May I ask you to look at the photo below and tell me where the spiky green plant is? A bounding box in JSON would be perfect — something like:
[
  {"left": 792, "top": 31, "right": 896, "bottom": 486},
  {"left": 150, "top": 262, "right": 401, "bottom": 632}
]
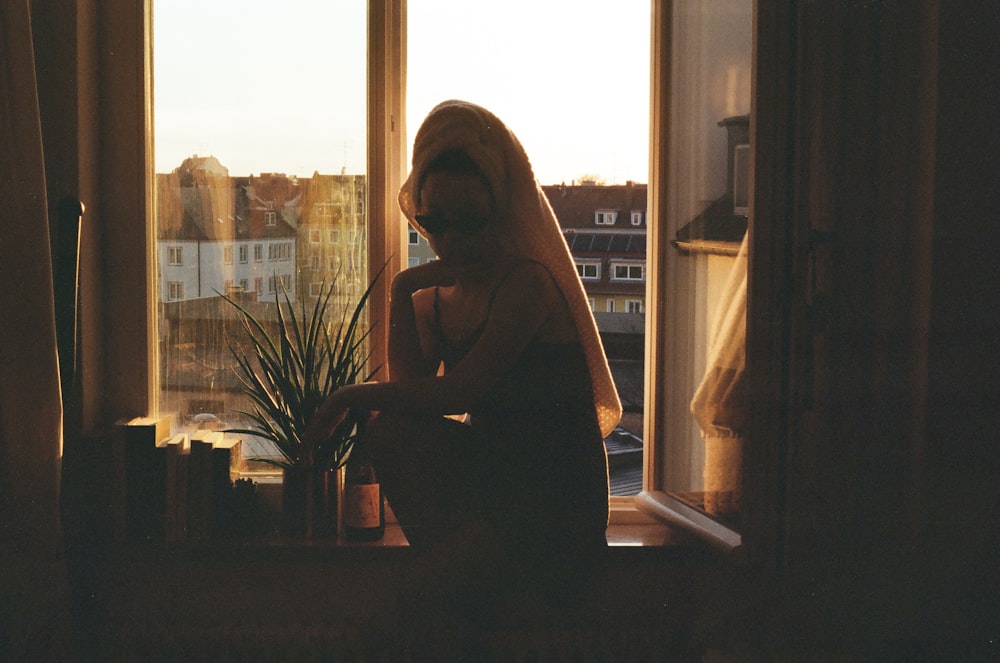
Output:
[{"left": 221, "top": 267, "right": 383, "bottom": 471}]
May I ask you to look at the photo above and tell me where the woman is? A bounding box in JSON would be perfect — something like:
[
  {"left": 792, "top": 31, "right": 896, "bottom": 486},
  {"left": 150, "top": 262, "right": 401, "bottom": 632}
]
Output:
[{"left": 305, "top": 100, "right": 621, "bottom": 597}]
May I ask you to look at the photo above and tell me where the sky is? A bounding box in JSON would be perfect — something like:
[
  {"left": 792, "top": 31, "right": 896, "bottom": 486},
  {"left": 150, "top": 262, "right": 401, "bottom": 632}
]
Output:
[{"left": 154, "top": 1, "right": 649, "bottom": 186}]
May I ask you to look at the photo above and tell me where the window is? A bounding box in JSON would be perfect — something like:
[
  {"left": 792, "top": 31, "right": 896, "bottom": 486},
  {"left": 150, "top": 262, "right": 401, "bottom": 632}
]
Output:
[
  {"left": 167, "top": 246, "right": 183, "bottom": 266},
  {"left": 606, "top": 299, "right": 616, "bottom": 313},
  {"left": 626, "top": 299, "right": 644, "bottom": 314},
  {"left": 104, "top": 1, "right": 750, "bottom": 543},
  {"left": 414, "top": 0, "right": 651, "bottom": 503},
  {"left": 631, "top": 210, "right": 645, "bottom": 226},
  {"left": 267, "top": 242, "right": 292, "bottom": 262},
  {"left": 612, "top": 262, "right": 645, "bottom": 282},
  {"left": 408, "top": 228, "right": 419, "bottom": 245},
  {"left": 268, "top": 273, "right": 293, "bottom": 294},
  {"left": 595, "top": 209, "right": 618, "bottom": 225},
  {"left": 153, "top": 0, "right": 369, "bottom": 440},
  {"left": 639, "top": 1, "right": 752, "bottom": 544},
  {"left": 576, "top": 261, "right": 601, "bottom": 280}
]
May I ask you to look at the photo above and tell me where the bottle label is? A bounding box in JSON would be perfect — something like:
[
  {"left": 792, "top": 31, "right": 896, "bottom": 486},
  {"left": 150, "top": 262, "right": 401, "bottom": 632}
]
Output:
[{"left": 343, "top": 483, "right": 381, "bottom": 528}]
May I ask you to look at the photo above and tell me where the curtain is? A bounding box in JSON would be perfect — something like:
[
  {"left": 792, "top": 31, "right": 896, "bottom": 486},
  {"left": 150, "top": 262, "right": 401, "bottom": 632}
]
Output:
[
  {"left": 690, "top": 234, "right": 748, "bottom": 515},
  {"left": 0, "top": 1, "right": 73, "bottom": 659}
]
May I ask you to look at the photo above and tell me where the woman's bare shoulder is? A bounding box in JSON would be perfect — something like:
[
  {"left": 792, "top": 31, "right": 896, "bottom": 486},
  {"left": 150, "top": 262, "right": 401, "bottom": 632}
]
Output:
[{"left": 499, "top": 260, "right": 561, "bottom": 299}]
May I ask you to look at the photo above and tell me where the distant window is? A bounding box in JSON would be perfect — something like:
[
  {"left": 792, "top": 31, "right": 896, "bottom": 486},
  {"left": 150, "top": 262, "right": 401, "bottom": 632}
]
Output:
[
  {"left": 588, "top": 297, "right": 596, "bottom": 311},
  {"left": 409, "top": 228, "right": 420, "bottom": 245},
  {"left": 310, "top": 256, "right": 321, "bottom": 271},
  {"left": 167, "top": 246, "right": 183, "bottom": 266},
  {"left": 329, "top": 229, "right": 340, "bottom": 244},
  {"left": 167, "top": 281, "right": 184, "bottom": 300},
  {"left": 606, "top": 299, "right": 616, "bottom": 313},
  {"left": 309, "top": 229, "right": 321, "bottom": 243},
  {"left": 612, "top": 262, "right": 645, "bottom": 282},
  {"left": 265, "top": 211, "right": 277, "bottom": 226},
  {"left": 631, "top": 210, "right": 645, "bottom": 226},
  {"left": 238, "top": 244, "right": 248, "bottom": 263},
  {"left": 254, "top": 277, "right": 263, "bottom": 294},
  {"left": 576, "top": 261, "right": 601, "bottom": 280},
  {"left": 268, "top": 242, "right": 291, "bottom": 261},
  {"left": 239, "top": 278, "right": 248, "bottom": 291},
  {"left": 408, "top": 257, "right": 420, "bottom": 267},
  {"left": 595, "top": 209, "right": 618, "bottom": 225},
  {"left": 224, "top": 245, "right": 233, "bottom": 265},
  {"left": 254, "top": 244, "right": 263, "bottom": 262},
  {"left": 309, "top": 282, "right": 323, "bottom": 297},
  {"left": 626, "top": 298, "right": 644, "bottom": 313},
  {"left": 268, "top": 273, "right": 292, "bottom": 294}
]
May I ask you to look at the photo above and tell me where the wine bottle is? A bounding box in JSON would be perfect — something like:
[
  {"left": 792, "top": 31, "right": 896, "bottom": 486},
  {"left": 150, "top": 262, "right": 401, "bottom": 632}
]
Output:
[{"left": 342, "top": 425, "right": 385, "bottom": 542}]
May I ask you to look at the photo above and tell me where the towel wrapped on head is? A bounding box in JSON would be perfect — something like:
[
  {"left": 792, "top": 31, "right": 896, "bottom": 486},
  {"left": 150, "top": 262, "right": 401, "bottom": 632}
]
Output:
[{"left": 399, "top": 100, "right": 622, "bottom": 436}]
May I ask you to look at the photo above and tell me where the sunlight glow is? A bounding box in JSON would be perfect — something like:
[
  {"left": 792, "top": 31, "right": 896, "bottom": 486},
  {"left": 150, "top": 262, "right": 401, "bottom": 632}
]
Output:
[{"left": 154, "top": 1, "right": 649, "bottom": 185}]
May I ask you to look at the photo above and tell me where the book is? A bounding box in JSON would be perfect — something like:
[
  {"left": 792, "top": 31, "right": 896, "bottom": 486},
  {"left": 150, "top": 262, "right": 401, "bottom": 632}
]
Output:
[
  {"left": 211, "top": 435, "right": 243, "bottom": 538},
  {"left": 164, "top": 433, "right": 190, "bottom": 543},
  {"left": 187, "top": 430, "right": 221, "bottom": 542},
  {"left": 115, "top": 416, "right": 171, "bottom": 542},
  {"left": 111, "top": 418, "right": 129, "bottom": 543}
]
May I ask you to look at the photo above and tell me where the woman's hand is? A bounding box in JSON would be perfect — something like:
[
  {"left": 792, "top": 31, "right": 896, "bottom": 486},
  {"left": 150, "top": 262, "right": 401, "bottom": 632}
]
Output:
[{"left": 301, "top": 390, "right": 349, "bottom": 455}]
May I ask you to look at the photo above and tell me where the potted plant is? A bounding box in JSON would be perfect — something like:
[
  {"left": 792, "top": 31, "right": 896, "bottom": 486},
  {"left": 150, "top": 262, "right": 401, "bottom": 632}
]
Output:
[{"left": 222, "top": 268, "right": 382, "bottom": 537}]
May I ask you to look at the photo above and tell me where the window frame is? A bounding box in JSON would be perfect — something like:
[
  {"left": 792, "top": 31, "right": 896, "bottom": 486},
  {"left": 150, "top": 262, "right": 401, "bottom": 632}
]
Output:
[
  {"left": 611, "top": 261, "right": 645, "bottom": 282},
  {"left": 595, "top": 209, "right": 619, "bottom": 226},
  {"left": 96, "top": 0, "right": 748, "bottom": 545},
  {"left": 575, "top": 259, "right": 601, "bottom": 280}
]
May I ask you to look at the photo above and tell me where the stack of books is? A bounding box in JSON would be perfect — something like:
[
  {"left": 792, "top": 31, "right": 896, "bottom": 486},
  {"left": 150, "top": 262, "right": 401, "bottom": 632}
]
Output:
[{"left": 112, "top": 417, "right": 243, "bottom": 543}]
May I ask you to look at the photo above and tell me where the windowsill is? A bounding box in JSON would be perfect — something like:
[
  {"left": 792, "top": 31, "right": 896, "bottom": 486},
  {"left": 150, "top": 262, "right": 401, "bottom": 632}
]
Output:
[
  {"left": 635, "top": 490, "right": 742, "bottom": 552},
  {"left": 61, "top": 435, "right": 713, "bottom": 553}
]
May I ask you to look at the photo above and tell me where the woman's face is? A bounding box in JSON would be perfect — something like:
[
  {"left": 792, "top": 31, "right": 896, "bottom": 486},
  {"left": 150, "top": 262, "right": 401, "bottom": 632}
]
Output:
[{"left": 416, "top": 170, "right": 498, "bottom": 269}]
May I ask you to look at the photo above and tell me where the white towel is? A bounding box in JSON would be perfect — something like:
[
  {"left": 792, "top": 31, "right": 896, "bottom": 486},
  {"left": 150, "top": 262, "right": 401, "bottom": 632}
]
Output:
[{"left": 399, "top": 100, "right": 623, "bottom": 436}]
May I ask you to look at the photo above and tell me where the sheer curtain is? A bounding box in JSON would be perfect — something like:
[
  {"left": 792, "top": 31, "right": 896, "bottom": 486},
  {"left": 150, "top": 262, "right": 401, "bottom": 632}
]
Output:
[
  {"left": 690, "top": 234, "right": 748, "bottom": 514},
  {"left": 0, "top": 1, "right": 72, "bottom": 659}
]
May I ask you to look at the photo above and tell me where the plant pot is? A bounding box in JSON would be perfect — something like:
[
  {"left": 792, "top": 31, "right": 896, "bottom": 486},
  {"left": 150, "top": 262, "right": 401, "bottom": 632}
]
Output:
[{"left": 281, "top": 466, "right": 342, "bottom": 538}]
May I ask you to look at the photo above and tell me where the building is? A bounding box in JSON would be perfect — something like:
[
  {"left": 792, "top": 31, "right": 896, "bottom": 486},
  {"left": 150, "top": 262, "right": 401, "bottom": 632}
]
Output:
[{"left": 543, "top": 181, "right": 648, "bottom": 317}]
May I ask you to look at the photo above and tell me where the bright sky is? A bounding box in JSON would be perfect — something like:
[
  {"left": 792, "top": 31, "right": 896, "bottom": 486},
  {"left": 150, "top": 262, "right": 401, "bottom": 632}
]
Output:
[{"left": 154, "top": 1, "right": 649, "bottom": 185}]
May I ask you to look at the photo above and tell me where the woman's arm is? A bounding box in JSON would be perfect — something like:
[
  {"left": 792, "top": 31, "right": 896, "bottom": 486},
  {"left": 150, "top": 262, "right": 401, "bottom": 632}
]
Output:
[
  {"left": 304, "top": 262, "right": 571, "bottom": 445},
  {"left": 386, "top": 262, "right": 449, "bottom": 381}
]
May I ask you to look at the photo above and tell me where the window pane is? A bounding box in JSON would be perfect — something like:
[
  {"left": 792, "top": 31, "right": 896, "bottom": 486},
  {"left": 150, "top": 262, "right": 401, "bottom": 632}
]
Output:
[
  {"left": 661, "top": 2, "right": 752, "bottom": 530},
  {"left": 153, "top": 1, "right": 367, "bottom": 469},
  {"left": 408, "top": 1, "right": 650, "bottom": 497}
]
